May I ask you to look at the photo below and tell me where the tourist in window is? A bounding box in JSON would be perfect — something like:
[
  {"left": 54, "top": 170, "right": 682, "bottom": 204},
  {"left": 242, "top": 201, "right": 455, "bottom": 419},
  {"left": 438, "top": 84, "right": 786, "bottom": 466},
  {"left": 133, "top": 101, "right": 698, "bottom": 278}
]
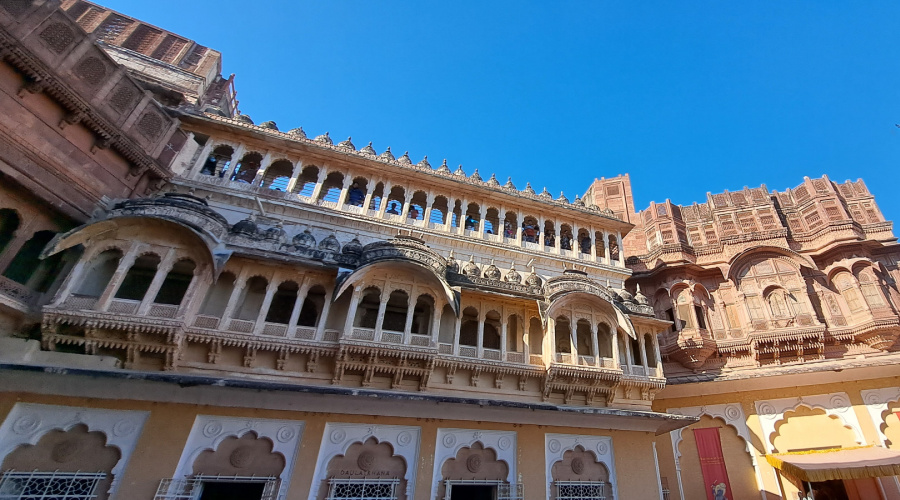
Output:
[{"left": 347, "top": 183, "right": 365, "bottom": 206}]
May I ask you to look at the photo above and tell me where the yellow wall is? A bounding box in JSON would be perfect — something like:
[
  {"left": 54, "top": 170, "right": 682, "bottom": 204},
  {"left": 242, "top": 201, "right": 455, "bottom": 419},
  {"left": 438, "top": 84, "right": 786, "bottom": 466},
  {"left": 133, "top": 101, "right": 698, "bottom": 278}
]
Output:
[{"left": 0, "top": 391, "right": 662, "bottom": 500}]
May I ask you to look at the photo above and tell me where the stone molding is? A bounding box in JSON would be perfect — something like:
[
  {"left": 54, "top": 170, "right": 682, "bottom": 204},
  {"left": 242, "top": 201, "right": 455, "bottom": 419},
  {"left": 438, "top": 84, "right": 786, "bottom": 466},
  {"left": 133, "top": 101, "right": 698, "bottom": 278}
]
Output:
[
  {"left": 430, "top": 428, "right": 517, "bottom": 500},
  {"left": 309, "top": 423, "right": 421, "bottom": 500},
  {"left": 543, "top": 433, "right": 617, "bottom": 500},
  {"left": 754, "top": 392, "right": 865, "bottom": 453},
  {"left": 173, "top": 414, "right": 305, "bottom": 500},
  {"left": 0, "top": 402, "right": 149, "bottom": 498},
  {"left": 860, "top": 386, "right": 900, "bottom": 445}
]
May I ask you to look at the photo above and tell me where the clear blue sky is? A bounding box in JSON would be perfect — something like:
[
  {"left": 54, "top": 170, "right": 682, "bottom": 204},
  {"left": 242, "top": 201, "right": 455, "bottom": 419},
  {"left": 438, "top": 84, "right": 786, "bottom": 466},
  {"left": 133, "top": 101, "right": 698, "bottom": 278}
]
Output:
[{"left": 105, "top": 1, "right": 900, "bottom": 221}]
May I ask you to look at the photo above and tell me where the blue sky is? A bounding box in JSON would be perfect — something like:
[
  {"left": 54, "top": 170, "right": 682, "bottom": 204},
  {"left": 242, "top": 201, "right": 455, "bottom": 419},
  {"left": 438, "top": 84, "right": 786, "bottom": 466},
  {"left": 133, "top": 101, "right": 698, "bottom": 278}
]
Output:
[{"left": 105, "top": 1, "right": 900, "bottom": 221}]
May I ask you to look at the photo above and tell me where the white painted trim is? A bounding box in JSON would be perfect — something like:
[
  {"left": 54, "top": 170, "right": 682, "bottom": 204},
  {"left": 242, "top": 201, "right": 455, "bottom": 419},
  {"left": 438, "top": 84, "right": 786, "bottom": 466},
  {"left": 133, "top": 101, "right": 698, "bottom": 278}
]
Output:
[
  {"left": 861, "top": 387, "right": 900, "bottom": 445},
  {"left": 754, "top": 392, "right": 865, "bottom": 453},
  {"left": 543, "top": 433, "right": 617, "bottom": 500},
  {"left": 652, "top": 441, "right": 663, "bottom": 500},
  {"left": 0, "top": 403, "right": 148, "bottom": 498},
  {"left": 309, "top": 423, "right": 421, "bottom": 500},
  {"left": 431, "top": 428, "right": 517, "bottom": 500},
  {"left": 173, "top": 415, "right": 304, "bottom": 500},
  {"left": 667, "top": 403, "right": 767, "bottom": 500}
]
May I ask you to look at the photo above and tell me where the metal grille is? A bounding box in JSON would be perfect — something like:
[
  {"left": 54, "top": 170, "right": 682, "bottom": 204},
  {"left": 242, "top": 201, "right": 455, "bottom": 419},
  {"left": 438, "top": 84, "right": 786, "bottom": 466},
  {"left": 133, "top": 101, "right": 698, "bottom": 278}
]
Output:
[
  {"left": 0, "top": 471, "right": 106, "bottom": 500},
  {"left": 442, "top": 480, "right": 524, "bottom": 500},
  {"left": 554, "top": 481, "right": 609, "bottom": 500},
  {"left": 325, "top": 478, "right": 399, "bottom": 500},
  {"left": 153, "top": 476, "right": 277, "bottom": 500}
]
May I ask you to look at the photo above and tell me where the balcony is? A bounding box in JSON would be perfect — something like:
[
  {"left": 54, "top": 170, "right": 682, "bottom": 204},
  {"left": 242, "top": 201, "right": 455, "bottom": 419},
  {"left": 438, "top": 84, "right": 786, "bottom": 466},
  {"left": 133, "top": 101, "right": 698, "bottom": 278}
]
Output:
[{"left": 0, "top": 275, "right": 43, "bottom": 313}]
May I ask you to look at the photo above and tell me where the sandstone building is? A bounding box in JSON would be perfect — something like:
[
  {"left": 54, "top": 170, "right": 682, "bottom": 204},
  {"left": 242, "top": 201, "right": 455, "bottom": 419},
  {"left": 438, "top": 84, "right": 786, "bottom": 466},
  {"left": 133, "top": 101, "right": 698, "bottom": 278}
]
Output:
[{"left": 0, "top": 1, "right": 898, "bottom": 499}]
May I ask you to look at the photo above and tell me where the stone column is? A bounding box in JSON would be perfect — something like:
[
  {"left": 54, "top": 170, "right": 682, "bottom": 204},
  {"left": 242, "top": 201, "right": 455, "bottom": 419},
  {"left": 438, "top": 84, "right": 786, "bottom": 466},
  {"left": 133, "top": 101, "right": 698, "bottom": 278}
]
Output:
[
  {"left": 222, "top": 144, "right": 246, "bottom": 180},
  {"left": 423, "top": 193, "right": 436, "bottom": 225},
  {"left": 253, "top": 279, "right": 279, "bottom": 334},
  {"left": 500, "top": 315, "right": 508, "bottom": 361},
  {"left": 458, "top": 198, "right": 469, "bottom": 234},
  {"left": 374, "top": 295, "right": 389, "bottom": 340},
  {"left": 554, "top": 220, "right": 562, "bottom": 253},
  {"left": 545, "top": 317, "right": 556, "bottom": 363},
  {"left": 251, "top": 151, "right": 273, "bottom": 186},
  {"left": 336, "top": 174, "right": 353, "bottom": 207},
  {"left": 590, "top": 226, "right": 598, "bottom": 262},
  {"left": 377, "top": 182, "right": 393, "bottom": 218},
  {"left": 287, "top": 280, "right": 310, "bottom": 337},
  {"left": 400, "top": 187, "right": 413, "bottom": 219},
  {"left": 591, "top": 323, "right": 600, "bottom": 366},
  {"left": 136, "top": 248, "right": 178, "bottom": 315},
  {"left": 445, "top": 198, "right": 456, "bottom": 231},
  {"left": 220, "top": 271, "right": 249, "bottom": 327},
  {"left": 522, "top": 318, "right": 530, "bottom": 358},
  {"left": 476, "top": 315, "right": 485, "bottom": 358},
  {"left": 639, "top": 331, "right": 650, "bottom": 371},
  {"left": 624, "top": 332, "right": 634, "bottom": 368},
  {"left": 477, "top": 205, "right": 487, "bottom": 236},
  {"left": 653, "top": 334, "right": 664, "bottom": 375},
  {"left": 603, "top": 230, "right": 611, "bottom": 264},
  {"left": 175, "top": 267, "right": 205, "bottom": 318},
  {"left": 498, "top": 208, "right": 507, "bottom": 238},
  {"left": 569, "top": 319, "right": 578, "bottom": 363},
  {"left": 616, "top": 231, "right": 624, "bottom": 266},
  {"left": 51, "top": 245, "right": 102, "bottom": 306},
  {"left": 363, "top": 180, "right": 378, "bottom": 212},
  {"left": 191, "top": 139, "right": 214, "bottom": 178},
  {"left": 342, "top": 286, "right": 363, "bottom": 339},
  {"left": 315, "top": 288, "right": 334, "bottom": 340},
  {"left": 538, "top": 218, "right": 546, "bottom": 247},
  {"left": 96, "top": 243, "right": 142, "bottom": 311},
  {"left": 453, "top": 316, "right": 461, "bottom": 355},
  {"left": 309, "top": 166, "right": 329, "bottom": 201},
  {"left": 285, "top": 160, "right": 303, "bottom": 193},
  {"left": 430, "top": 306, "right": 443, "bottom": 346},
  {"left": 402, "top": 287, "right": 416, "bottom": 343},
  {"left": 610, "top": 329, "right": 620, "bottom": 369}
]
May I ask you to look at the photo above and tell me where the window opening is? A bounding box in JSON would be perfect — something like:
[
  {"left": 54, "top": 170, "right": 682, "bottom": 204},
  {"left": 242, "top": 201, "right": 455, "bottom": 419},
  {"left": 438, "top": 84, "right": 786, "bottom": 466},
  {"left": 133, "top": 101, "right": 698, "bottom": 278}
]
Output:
[
  {"left": 0, "top": 470, "right": 107, "bottom": 500},
  {"left": 114, "top": 253, "right": 160, "bottom": 301}
]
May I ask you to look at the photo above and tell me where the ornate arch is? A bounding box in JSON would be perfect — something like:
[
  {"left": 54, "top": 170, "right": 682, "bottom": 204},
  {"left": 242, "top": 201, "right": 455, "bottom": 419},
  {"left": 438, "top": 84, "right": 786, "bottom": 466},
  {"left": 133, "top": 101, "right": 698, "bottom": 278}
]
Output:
[
  {"left": 726, "top": 247, "right": 815, "bottom": 283},
  {"left": 0, "top": 403, "right": 148, "bottom": 498},
  {"left": 311, "top": 423, "right": 420, "bottom": 500},
  {"left": 175, "top": 415, "right": 304, "bottom": 500},
  {"left": 544, "top": 433, "right": 616, "bottom": 500},
  {"left": 861, "top": 387, "right": 900, "bottom": 446},
  {"left": 754, "top": 393, "right": 865, "bottom": 453},
  {"left": 430, "top": 428, "right": 516, "bottom": 500}
]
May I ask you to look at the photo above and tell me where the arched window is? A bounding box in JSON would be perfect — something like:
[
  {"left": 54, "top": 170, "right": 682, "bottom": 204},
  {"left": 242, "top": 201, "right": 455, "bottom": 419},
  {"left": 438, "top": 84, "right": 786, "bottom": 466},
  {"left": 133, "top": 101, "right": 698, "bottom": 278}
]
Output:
[
  {"left": 114, "top": 253, "right": 160, "bottom": 301},
  {"left": 521, "top": 216, "right": 539, "bottom": 243},
  {"left": 260, "top": 159, "right": 293, "bottom": 191},
  {"left": 0, "top": 208, "right": 20, "bottom": 256},
  {"left": 576, "top": 319, "right": 593, "bottom": 356},
  {"left": 597, "top": 323, "right": 613, "bottom": 358},
  {"left": 529, "top": 317, "right": 544, "bottom": 355},
  {"left": 555, "top": 316, "right": 571, "bottom": 354},
  {"left": 381, "top": 290, "right": 409, "bottom": 332},
  {"left": 199, "top": 145, "right": 233, "bottom": 176},
  {"left": 543, "top": 220, "right": 556, "bottom": 247},
  {"left": 630, "top": 336, "right": 641, "bottom": 365},
  {"left": 384, "top": 186, "right": 406, "bottom": 215},
  {"left": 484, "top": 207, "right": 500, "bottom": 235},
  {"left": 483, "top": 310, "right": 501, "bottom": 349},
  {"left": 74, "top": 249, "right": 122, "bottom": 297},
  {"left": 264, "top": 281, "right": 299, "bottom": 324},
  {"left": 450, "top": 200, "right": 463, "bottom": 228},
  {"left": 608, "top": 234, "right": 620, "bottom": 260},
  {"left": 644, "top": 333, "right": 657, "bottom": 366},
  {"left": 766, "top": 288, "right": 792, "bottom": 318},
  {"left": 594, "top": 231, "right": 606, "bottom": 258},
  {"left": 354, "top": 287, "right": 381, "bottom": 329},
  {"left": 346, "top": 177, "right": 368, "bottom": 207},
  {"left": 411, "top": 294, "right": 434, "bottom": 335},
  {"left": 857, "top": 267, "right": 886, "bottom": 309},
  {"left": 834, "top": 272, "right": 864, "bottom": 313},
  {"left": 577, "top": 228, "right": 591, "bottom": 254},
  {"left": 200, "top": 271, "right": 235, "bottom": 317},
  {"left": 235, "top": 276, "right": 268, "bottom": 320},
  {"left": 297, "top": 285, "right": 327, "bottom": 327},
  {"left": 408, "top": 191, "right": 427, "bottom": 221},
  {"left": 673, "top": 288, "right": 695, "bottom": 329},
  {"left": 459, "top": 307, "right": 479, "bottom": 347},
  {"left": 153, "top": 258, "right": 196, "bottom": 306},
  {"left": 430, "top": 196, "right": 449, "bottom": 224},
  {"left": 230, "top": 152, "right": 263, "bottom": 183},
  {"left": 2, "top": 230, "right": 60, "bottom": 291},
  {"left": 293, "top": 166, "right": 319, "bottom": 197},
  {"left": 368, "top": 182, "right": 384, "bottom": 211},
  {"left": 463, "top": 203, "right": 480, "bottom": 231},
  {"left": 559, "top": 224, "right": 573, "bottom": 250},
  {"left": 317, "top": 172, "right": 344, "bottom": 203},
  {"left": 507, "top": 314, "right": 519, "bottom": 351},
  {"left": 503, "top": 212, "right": 518, "bottom": 239}
]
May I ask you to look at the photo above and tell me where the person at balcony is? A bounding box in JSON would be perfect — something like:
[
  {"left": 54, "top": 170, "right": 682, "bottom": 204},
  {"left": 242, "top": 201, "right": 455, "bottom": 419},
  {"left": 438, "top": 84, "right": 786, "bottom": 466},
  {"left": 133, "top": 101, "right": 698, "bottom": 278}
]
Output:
[
  {"left": 544, "top": 231, "right": 555, "bottom": 247},
  {"left": 347, "top": 183, "right": 365, "bottom": 206},
  {"left": 504, "top": 220, "right": 514, "bottom": 238},
  {"left": 386, "top": 202, "right": 400, "bottom": 215},
  {"left": 580, "top": 236, "right": 592, "bottom": 254},
  {"left": 522, "top": 223, "right": 537, "bottom": 242},
  {"left": 408, "top": 206, "right": 419, "bottom": 220},
  {"left": 464, "top": 215, "right": 478, "bottom": 231},
  {"left": 560, "top": 233, "right": 572, "bottom": 250}
]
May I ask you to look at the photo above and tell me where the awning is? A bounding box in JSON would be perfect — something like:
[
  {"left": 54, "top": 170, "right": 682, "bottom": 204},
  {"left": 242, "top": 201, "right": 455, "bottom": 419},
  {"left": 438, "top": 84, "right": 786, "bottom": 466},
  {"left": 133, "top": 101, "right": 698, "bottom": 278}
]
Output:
[{"left": 766, "top": 446, "right": 900, "bottom": 483}]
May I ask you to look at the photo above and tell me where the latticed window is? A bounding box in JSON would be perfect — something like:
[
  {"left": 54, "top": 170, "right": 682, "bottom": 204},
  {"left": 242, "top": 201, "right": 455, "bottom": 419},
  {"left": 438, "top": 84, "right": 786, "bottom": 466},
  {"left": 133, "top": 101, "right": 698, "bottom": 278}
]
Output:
[
  {"left": 555, "top": 480, "right": 611, "bottom": 499},
  {"left": 325, "top": 479, "right": 399, "bottom": 500},
  {"left": 153, "top": 476, "right": 278, "bottom": 500},
  {"left": 0, "top": 471, "right": 107, "bottom": 500}
]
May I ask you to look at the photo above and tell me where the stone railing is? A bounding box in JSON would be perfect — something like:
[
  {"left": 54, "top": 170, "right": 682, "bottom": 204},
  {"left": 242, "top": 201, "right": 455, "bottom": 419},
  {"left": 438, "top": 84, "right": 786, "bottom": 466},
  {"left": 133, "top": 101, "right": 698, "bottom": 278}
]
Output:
[{"left": 0, "top": 275, "right": 40, "bottom": 309}]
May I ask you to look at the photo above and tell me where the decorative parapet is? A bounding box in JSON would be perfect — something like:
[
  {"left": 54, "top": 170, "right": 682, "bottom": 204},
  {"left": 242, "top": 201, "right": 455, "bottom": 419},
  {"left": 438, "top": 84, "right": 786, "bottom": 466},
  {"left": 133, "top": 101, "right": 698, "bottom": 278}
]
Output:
[
  {"left": 110, "top": 193, "right": 229, "bottom": 241},
  {"left": 359, "top": 235, "right": 446, "bottom": 275}
]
